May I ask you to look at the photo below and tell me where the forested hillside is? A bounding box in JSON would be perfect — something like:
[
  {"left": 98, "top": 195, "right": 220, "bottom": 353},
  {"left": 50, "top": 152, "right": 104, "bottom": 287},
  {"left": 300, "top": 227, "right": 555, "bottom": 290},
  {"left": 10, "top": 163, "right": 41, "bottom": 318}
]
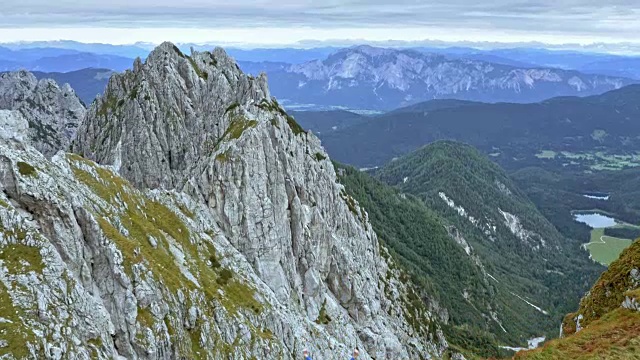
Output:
[
  {"left": 336, "top": 164, "right": 509, "bottom": 357},
  {"left": 368, "top": 142, "right": 603, "bottom": 351},
  {"left": 303, "top": 85, "right": 640, "bottom": 169}
]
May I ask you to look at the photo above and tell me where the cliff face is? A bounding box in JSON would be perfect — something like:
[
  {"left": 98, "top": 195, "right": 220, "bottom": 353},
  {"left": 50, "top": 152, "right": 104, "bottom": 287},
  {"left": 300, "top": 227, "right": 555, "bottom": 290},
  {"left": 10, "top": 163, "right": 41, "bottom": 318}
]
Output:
[
  {"left": 0, "top": 70, "right": 85, "bottom": 158},
  {"left": 0, "top": 43, "right": 445, "bottom": 359}
]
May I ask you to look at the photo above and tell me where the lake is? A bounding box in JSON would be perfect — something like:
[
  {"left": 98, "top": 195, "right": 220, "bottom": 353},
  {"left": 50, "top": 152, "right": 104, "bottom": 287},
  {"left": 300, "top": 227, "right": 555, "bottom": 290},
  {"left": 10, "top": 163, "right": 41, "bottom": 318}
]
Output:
[{"left": 574, "top": 212, "right": 617, "bottom": 228}]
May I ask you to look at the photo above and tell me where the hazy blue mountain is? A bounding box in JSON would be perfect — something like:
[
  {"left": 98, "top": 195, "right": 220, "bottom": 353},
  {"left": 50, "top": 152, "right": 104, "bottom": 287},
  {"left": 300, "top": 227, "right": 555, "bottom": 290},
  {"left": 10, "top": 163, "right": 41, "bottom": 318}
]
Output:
[
  {"left": 413, "top": 47, "right": 640, "bottom": 79},
  {"left": 259, "top": 46, "right": 635, "bottom": 110},
  {"left": 224, "top": 47, "right": 337, "bottom": 63},
  {"left": 0, "top": 59, "right": 19, "bottom": 71},
  {"left": 32, "top": 68, "right": 114, "bottom": 105},
  {"left": 579, "top": 58, "right": 640, "bottom": 79},
  {"left": 237, "top": 61, "right": 290, "bottom": 76},
  {"left": 2, "top": 40, "right": 151, "bottom": 58},
  {"left": 29, "top": 53, "right": 133, "bottom": 72},
  {"left": 303, "top": 85, "right": 640, "bottom": 167},
  {"left": 0, "top": 46, "right": 83, "bottom": 62},
  {"left": 0, "top": 46, "right": 134, "bottom": 73},
  {"left": 483, "top": 48, "right": 618, "bottom": 69}
]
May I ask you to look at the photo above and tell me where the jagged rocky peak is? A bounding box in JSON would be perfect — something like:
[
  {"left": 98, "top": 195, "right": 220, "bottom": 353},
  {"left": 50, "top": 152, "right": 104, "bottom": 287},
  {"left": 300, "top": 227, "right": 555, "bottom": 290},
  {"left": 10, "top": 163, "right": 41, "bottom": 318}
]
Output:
[
  {"left": 73, "top": 41, "right": 270, "bottom": 189},
  {"left": 70, "top": 41, "right": 444, "bottom": 358},
  {"left": 0, "top": 70, "right": 85, "bottom": 158}
]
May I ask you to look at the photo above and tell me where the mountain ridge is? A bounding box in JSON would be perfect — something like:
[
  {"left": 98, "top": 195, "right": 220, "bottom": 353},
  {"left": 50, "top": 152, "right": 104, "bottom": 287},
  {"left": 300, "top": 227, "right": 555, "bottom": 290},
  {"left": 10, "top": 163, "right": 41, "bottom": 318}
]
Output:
[
  {"left": 305, "top": 84, "right": 640, "bottom": 168},
  {"left": 262, "top": 46, "right": 636, "bottom": 110},
  {"left": 66, "top": 42, "right": 446, "bottom": 358}
]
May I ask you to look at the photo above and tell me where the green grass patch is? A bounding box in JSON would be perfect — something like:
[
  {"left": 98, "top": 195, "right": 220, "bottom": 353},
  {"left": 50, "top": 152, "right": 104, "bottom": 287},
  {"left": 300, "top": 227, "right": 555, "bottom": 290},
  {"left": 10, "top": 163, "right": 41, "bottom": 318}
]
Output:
[
  {"left": 215, "top": 150, "right": 231, "bottom": 163},
  {"left": 225, "top": 102, "right": 240, "bottom": 114},
  {"left": 218, "top": 115, "right": 258, "bottom": 145},
  {"left": 0, "top": 282, "right": 36, "bottom": 358},
  {"left": 585, "top": 228, "right": 633, "bottom": 266},
  {"left": 17, "top": 161, "right": 37, "bottom": 177},
  {"left": 187, "top": 56, "right": 208, "bottom": 80},
  {"left": 0, "top": 243, "right": 45, "bottom": 274},
  {"left": 315, "top": 300, "right": 332, "bottom": 325},
  {"left": 137, "top": 306, "right": 155, "bottom": 329},
  {"left": 97, "top": 94, "right": 119, "bottom": 117},
  {"left": 286, "top": 115, "right": 306, "bottom": 136}
]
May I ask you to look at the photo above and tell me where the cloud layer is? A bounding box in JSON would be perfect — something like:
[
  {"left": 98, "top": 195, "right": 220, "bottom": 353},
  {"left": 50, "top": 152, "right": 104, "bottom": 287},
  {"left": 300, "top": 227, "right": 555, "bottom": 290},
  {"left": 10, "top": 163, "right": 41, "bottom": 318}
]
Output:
[{"left": 1, "top": 1, "right": 639, "bottom": 43}]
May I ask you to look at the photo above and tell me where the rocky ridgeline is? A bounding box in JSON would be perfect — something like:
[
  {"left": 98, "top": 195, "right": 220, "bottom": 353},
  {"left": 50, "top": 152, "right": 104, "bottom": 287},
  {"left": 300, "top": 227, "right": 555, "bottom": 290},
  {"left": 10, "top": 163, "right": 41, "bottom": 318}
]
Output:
[
  {"left": 0, "top": 70, "right": 85, "bottom": 158},
  {"left": 0, "top": 43, "right": 448, "bottom": 359}
]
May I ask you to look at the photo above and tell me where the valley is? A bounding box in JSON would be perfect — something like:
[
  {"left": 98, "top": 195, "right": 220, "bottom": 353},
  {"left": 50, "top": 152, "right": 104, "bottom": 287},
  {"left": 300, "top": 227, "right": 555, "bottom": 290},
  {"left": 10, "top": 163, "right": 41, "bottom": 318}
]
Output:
[{"left": 573, "top": 211, "right": 637, "bottom": 265}]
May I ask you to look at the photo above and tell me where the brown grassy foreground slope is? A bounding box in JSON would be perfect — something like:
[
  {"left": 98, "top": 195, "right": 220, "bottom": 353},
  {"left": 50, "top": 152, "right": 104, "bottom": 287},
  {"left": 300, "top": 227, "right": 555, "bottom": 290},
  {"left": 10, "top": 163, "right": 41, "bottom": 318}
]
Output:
[{"left": 514, "top": 239, "right": 640, "bottom": 360}]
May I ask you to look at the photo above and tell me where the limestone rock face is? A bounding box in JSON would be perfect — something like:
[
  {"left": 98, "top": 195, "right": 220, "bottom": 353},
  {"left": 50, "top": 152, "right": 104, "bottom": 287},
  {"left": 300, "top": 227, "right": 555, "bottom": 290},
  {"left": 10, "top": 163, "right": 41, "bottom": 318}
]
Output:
[
  {"left": 0, "top": 70, "right": 86, "bottom": 158},
  {"left": 0, "top": 137, "right": 443, "bottom": 359},
  {"left": 0, "top": 42, "right": 447, "bottom": 359},
  {"left": 0, "top": 110, "right": 28, "bottom": 141}
]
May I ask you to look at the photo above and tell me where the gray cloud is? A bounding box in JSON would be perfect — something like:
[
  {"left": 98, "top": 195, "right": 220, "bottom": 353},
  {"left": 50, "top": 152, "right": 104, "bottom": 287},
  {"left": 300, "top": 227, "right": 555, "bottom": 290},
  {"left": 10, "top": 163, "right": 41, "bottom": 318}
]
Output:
[{"left": 1, "top": 0, "right": 639, "bottom": 41}]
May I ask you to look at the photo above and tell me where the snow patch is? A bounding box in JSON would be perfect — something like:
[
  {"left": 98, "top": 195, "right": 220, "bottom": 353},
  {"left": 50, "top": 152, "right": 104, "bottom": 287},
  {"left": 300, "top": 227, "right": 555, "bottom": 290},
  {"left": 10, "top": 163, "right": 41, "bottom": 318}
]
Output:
[
  {"left": 511, "top": 292, "right": 549, "bottom": 315},
  {"left": 487, "top": 273, "right": 499, "bottom": 283},
  {"left": 584, "top": 194, "right": 609, "bottom": 200},
  {"left": 440, "top": 192, "right": 495, "bottom": 240},
  {"left": 499, "top": 208, "right": 546, "bottom": 248},
  {"left": 490, "top": 311, "right": 507, "bottom": 333},
  {"left": 500, "top": 336, "right": 546, "bottom": 352}
]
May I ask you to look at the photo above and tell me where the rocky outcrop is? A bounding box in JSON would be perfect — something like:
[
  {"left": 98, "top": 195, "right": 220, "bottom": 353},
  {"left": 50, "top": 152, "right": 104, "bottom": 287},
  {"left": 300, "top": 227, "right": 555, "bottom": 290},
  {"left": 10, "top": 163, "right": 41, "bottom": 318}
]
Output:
[
  {"left": 561, "top": 240, "right": 640, "bottom": 336},
  {"left": 0, "top": 70, "right": 85, "bottom": 158},
  {"left": 0, "top": 114, "right": 442, "bottom": 358},
  {"left": 0, "top": 110, "right": 28, "bottom": 142},
  {"left": 69, "top": 42, "right": 444, "bottom": 358}
]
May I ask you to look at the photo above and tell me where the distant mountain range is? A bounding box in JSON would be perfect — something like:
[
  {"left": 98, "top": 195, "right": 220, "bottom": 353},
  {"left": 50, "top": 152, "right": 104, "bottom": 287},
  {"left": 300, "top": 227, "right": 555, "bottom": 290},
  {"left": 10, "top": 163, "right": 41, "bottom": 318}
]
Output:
[
  {"left": 256, "top": 46, "right": 637, "bottom": 110},
  {"left": 294, "top": 84, "right": 640, "bottom": 167},
  {"left": 0, "top": 46, "right": 134, "bottom": 73},
  {"left": 3, "top": 41, "right": 640, "bottom": 75},
  {"left": 2, "top": 42, "right": 640, "bottom": 110}
]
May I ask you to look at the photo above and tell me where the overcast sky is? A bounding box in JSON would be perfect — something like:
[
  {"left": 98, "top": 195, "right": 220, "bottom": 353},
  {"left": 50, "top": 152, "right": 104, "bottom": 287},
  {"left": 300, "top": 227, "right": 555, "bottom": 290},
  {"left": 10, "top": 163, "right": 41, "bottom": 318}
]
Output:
[{"left": 0, "top": 1, "right": 638, "bottom": 46}]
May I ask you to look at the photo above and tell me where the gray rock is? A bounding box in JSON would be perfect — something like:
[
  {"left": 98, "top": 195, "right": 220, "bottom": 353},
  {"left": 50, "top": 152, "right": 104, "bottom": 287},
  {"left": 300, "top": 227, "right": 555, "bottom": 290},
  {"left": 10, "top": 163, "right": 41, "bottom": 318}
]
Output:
[
  {"left": 0, "top": 110, "right": 29, "bottom": 141},
  {"left": 0, "top": 70, "right": 86, "bottom": 158}
]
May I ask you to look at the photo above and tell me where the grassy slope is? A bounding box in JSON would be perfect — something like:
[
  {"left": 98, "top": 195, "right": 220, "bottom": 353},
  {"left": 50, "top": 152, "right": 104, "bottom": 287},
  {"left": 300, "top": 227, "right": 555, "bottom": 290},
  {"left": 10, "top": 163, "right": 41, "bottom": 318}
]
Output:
[
  {"left": 516, "top": 239, "right": 640, "bottom": 359},
  {"left": 514, "top": 308, "right": 640, "bottom": 360}
]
